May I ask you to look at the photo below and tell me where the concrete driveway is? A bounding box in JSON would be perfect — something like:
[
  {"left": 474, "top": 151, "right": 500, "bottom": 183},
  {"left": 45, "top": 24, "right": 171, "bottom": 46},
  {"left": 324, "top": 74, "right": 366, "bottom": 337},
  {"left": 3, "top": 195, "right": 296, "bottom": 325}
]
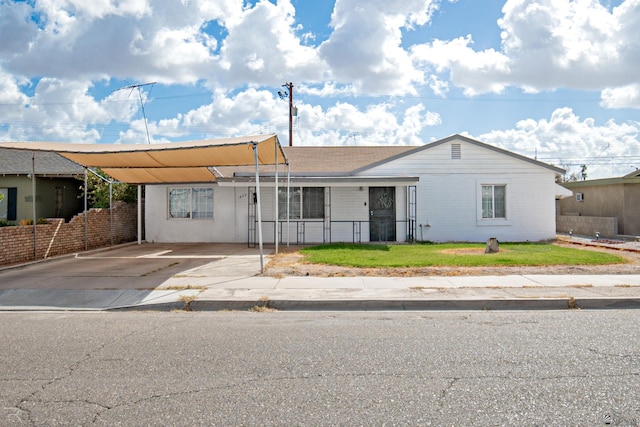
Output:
[
  {"left": 0, "top": 243, "right": 266, "bottom": 290},
  {"left": 0, "top": 243, "right": 267, "bottom": 310}
]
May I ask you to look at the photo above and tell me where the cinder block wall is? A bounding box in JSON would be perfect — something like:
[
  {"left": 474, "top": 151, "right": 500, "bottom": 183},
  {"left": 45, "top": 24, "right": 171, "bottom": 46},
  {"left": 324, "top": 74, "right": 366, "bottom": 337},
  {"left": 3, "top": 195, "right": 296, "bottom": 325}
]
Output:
[
  {"left": 0, "top": 202, "right": 138, "bottom": 266},
  {"left": 556, "top": 215, "right": 618, "bottom": 238}
]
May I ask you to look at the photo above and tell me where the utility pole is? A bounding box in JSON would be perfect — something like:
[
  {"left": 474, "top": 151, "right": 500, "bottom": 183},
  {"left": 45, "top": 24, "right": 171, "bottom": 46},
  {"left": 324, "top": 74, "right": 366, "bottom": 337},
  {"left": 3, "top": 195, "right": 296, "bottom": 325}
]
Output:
[{"left": 278, "top": 82, "right": 294, "bottom": 146}]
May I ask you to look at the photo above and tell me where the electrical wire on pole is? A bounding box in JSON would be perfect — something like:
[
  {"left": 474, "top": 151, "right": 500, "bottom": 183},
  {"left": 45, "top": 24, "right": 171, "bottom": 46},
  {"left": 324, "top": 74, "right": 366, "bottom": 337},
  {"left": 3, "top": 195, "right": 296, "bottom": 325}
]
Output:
[{"left": 113, "top": 82, "right": 156, "bottom": 144}]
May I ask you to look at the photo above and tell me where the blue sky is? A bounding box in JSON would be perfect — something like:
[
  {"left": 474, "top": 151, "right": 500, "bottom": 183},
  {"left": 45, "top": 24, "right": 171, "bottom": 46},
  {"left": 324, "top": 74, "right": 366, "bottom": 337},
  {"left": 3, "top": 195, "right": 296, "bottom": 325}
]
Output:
[{"left": 0, "top": 0, "right": 639, "bottom": 179}]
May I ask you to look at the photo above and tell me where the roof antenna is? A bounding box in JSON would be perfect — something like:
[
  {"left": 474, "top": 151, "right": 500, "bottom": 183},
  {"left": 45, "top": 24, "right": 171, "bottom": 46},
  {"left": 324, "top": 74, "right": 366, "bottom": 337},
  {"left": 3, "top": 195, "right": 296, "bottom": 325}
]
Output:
[{"left": 114, "top": 81, "right": 156, "bottom": 144}]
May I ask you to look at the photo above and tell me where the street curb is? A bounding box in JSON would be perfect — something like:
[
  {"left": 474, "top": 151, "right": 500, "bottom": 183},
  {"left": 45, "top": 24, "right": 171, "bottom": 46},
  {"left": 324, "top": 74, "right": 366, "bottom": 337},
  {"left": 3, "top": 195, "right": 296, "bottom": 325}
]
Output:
[
  {"left": 7, "top": 297, "right": 640, "bottom": 312},
  {"left": 573, "top": 297, "right": 640, "bottom": 310},
  {"left": 169, "top": 297, "right": 640, "bottom": 311}
]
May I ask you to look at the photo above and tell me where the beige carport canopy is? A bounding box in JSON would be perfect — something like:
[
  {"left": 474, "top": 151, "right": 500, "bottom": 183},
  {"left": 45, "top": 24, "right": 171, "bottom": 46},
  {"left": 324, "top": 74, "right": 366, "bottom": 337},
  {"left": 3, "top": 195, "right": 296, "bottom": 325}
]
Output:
[
  {"left": 0, "top": 134, "right": 289, "bottom": 272},
  {"left": 0, "top": 134, "right": 287, "bottom": 184}
]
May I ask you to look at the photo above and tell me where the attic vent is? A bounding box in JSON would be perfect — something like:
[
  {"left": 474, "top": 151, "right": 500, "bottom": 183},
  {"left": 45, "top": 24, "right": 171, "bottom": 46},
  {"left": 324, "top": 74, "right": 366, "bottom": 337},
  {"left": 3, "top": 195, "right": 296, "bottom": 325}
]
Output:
[{"left": 451, "top": 143, "right": 461, "bottom": 159}]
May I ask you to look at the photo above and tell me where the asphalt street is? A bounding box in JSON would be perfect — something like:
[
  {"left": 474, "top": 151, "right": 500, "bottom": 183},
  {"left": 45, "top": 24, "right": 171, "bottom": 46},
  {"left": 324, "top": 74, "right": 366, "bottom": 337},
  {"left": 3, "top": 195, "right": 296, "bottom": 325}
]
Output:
[{"left": 1, "top": 311, "right": 638, "bottom": 426}]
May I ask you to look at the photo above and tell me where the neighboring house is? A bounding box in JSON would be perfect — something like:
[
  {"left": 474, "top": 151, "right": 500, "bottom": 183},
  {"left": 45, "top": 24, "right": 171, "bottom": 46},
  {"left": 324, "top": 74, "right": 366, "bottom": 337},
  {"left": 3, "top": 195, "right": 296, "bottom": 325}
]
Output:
[
  {"left": 0, "top": 149, "right": 84, "bottom": 223},
  {"left": 145, "top": 134, "right": 564, "bottom": 244},
  {"left": 558, "top": 170, "right": 640, "bottom": 237}
]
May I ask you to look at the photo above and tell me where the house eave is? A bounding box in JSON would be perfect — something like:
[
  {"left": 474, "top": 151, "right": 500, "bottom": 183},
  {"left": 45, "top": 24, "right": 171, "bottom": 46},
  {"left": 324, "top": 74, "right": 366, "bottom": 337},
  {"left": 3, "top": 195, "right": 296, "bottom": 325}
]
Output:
[{"left": 217, "top": 176, "right": 420, "bottom": 187}]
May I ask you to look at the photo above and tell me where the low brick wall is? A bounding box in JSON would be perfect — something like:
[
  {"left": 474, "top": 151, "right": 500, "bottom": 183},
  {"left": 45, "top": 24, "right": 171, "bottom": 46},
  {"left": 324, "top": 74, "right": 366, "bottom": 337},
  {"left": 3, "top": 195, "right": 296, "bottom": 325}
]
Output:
[
  {"left": 556, "top": 215, "right": 618, "bottom": 238},
  {"left": 0, "top": 202, "right": 138, "bottom": 266}
]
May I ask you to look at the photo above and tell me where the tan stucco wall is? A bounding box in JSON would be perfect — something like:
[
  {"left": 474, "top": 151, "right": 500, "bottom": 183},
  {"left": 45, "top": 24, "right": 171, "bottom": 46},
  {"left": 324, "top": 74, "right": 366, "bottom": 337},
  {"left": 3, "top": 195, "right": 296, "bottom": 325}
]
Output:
[
  {"left": 623, "top": 184, "right": 640, "bottom": 235},
  {"left": 559, "top": 182, "right": 640, "bottom": 236}
]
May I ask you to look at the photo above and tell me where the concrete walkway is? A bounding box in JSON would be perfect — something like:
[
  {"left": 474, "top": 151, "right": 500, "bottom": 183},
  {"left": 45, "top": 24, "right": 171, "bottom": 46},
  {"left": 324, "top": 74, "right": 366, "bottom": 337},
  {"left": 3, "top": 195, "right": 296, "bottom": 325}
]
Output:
[{"left": 1, "top": 238, "right": 639, "bottom": 311}]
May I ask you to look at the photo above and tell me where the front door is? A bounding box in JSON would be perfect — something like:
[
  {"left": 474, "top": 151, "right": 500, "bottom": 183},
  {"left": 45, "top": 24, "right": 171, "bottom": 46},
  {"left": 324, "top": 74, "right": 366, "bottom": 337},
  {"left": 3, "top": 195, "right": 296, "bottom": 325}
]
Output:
[{"left": 369, "top": 187, "right": 396, "bottom": 242}]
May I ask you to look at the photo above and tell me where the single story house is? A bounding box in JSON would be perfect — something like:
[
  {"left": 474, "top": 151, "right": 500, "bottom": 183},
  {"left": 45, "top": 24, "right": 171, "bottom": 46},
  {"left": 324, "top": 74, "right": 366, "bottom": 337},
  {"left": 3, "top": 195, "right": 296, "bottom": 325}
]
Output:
[
  {"left": 0, "top": 149, "right": 84, "bottom": 223},
  {"left": 144, "top": 134, "right": 565, "bottom": 244},
  {"left": 0, "top": 134, "right": 565, "bottom": 245},
  {"left": 558, "top": 170, "right": 640, "bottom": 237}
]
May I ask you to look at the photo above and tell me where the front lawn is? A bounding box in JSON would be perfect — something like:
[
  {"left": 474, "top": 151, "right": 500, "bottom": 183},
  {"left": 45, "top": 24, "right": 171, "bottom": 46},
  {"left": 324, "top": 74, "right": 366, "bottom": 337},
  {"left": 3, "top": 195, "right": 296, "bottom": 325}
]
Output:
[{"left": 299, "top": 242, "right": 626, "bottom": 268}]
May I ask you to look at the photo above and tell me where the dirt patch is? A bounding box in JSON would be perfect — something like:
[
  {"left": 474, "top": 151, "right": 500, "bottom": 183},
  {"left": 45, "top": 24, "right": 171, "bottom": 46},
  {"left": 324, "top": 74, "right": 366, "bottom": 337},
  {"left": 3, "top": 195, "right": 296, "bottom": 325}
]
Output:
[
  {"left": 439, "top": 247, "right": 512, "bottom": 255},
  {"left": 264, "top": 241, "right": 640, "bottom": 277}
]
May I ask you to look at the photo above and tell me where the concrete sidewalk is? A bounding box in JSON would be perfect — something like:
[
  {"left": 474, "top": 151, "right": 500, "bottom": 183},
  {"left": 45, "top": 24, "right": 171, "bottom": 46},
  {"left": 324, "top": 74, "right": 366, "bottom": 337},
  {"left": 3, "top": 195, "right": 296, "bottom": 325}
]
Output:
[
  {"left": 1, "top": 238, "right": 640, "bottom": 311},
  {"left": 179, "top": 273, "right": 640, "bottom": 311}
]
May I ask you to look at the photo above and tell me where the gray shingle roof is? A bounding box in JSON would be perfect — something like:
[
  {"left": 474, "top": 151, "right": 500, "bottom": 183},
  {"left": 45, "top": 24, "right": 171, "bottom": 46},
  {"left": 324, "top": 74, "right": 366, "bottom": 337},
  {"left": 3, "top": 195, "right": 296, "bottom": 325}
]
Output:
[
  {"left": 0, "top": 148, "right": 84, "bottom": 175},
  {"left": 220, "top": 145, "right": 417, "bottom": 176}
]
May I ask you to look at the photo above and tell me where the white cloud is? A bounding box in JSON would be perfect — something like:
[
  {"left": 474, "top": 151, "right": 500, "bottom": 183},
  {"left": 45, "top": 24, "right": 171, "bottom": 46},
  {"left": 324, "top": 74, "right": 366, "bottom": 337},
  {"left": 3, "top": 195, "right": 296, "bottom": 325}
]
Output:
[
  {"left": 0, "top": 76, "right": 141, "bottom": 143},
  {"left": 298, "top": 82, "right": 359, "bottom": 98},
  {"left": 0, "top": 2, "right": 38, "bottom": 56},
  {"left": 0, "top": 69, "right": 29, "bottom": 110},
  {"left": 0, "top": 0, "right": 231, "bottom": 83},
  {"left": 319, "top": 0, "right": 437, "bottom": 95},
  {"left": 427, "top": 75, "right": 449, "bottom": 97},
  {"left": 601, "top": 84, "right": 640, "bottom": 109},
  {"left": 478, "top": 107, "right": 640, "bottom": 179},
  {"left": 498, "top": 0, "right": 634, "bottom": 88},
  {"left": 411, "top": 36, "right": 510, "bottom": 95},
  {"left": 180, "top": 88, "right": 287, "bottom": 136},
  {"left": 215, "top": 0, "right": 325, "bottom": 86},
  {"left": 294, "top": 99, "right": 440, "bottom": 146},
  {"left": 411, "top": 0, "right": 640, "bottom": 105}
]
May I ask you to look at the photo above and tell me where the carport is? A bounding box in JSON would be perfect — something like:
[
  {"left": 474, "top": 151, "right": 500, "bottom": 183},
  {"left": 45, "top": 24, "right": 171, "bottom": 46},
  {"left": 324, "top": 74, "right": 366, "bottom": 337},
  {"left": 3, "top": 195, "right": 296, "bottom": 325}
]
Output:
[{"left": 0, "top": 134, "right": 289, "bottom": 272}]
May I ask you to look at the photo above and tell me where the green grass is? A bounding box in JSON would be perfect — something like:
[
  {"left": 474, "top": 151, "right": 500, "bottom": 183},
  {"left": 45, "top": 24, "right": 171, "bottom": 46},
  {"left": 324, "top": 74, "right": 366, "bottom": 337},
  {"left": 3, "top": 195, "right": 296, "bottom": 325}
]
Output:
[{"left": 299, "top": 242, "right": 626, "bottom": 268}]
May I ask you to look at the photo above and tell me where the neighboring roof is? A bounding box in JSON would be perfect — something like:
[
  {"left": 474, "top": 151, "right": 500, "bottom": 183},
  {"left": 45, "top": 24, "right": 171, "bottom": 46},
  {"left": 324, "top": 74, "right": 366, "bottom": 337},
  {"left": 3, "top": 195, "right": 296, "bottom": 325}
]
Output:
[
  {"left": 352, "top": 134, "right": 565, "bottom": 175},
  {"left": 624, "top": 169, "right": 640, "bottom": 178},
  {"left": 0, "top": 148, "right": 84, "bottom": 176},
  {"left": 0, "top": 134, "right": 286, "bottom": 184},
  {"left": 561, "top": 175, "right": 640, "bottom": 188}
]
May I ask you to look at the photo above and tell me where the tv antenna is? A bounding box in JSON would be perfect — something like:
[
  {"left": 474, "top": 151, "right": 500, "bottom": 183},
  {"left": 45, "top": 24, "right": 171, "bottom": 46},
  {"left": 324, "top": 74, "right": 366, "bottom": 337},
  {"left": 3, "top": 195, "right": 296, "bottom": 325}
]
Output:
[{"left": 113, "top": 81, "right": 156, "bottom": 144}]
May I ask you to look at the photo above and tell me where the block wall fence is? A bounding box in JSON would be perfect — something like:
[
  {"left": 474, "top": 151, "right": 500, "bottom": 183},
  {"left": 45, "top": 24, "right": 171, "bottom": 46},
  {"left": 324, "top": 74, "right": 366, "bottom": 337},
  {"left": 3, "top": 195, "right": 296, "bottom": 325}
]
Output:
[
  {"left": 556, "top": 214, "right": 618, "bottom": 238},
  {"left": 0, "top": 202, "right": 138, "bottom": 266}
]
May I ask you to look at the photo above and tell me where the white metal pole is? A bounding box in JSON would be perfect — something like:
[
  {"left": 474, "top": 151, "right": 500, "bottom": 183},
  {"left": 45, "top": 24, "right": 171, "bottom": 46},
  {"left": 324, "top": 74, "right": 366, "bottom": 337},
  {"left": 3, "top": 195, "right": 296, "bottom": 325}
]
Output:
[
  {"left": 287, "top": 164, "right": 291, "bottom": 246},
  {"left": 137, "top": 185, "right": 142, "bottom": 244},
  {"left": 109, "top": 182, "right": 113, "bottom": 246},
  {"left": 253, "top": 144, "right": 264, "bottom": 272},
  {"left": 84, "top": 169, "right": 88, "bottom": 251},
  {"left": 275, "top": 139, "right": 279, "bottom": 255},
  {"left": 31, "top": 153, "right": 37, "bottom": 259}
]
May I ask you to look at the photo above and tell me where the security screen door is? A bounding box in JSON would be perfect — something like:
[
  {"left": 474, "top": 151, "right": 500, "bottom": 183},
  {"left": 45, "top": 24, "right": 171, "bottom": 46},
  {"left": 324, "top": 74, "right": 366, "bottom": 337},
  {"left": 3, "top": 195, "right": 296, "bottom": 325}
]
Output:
[{"left": 369, "top": 187, "right": 396, "bottom": 242}]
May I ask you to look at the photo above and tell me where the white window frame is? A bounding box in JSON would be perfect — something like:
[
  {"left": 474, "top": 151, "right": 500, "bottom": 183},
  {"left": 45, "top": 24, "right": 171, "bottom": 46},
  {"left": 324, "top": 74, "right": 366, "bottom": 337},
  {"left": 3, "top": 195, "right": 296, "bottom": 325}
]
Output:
[
  {"left": 168, "top": 186, "right": 214, "bottom": 220},
  {"left": 476, "top": 180, "right": 511, "bottom": 226}
]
